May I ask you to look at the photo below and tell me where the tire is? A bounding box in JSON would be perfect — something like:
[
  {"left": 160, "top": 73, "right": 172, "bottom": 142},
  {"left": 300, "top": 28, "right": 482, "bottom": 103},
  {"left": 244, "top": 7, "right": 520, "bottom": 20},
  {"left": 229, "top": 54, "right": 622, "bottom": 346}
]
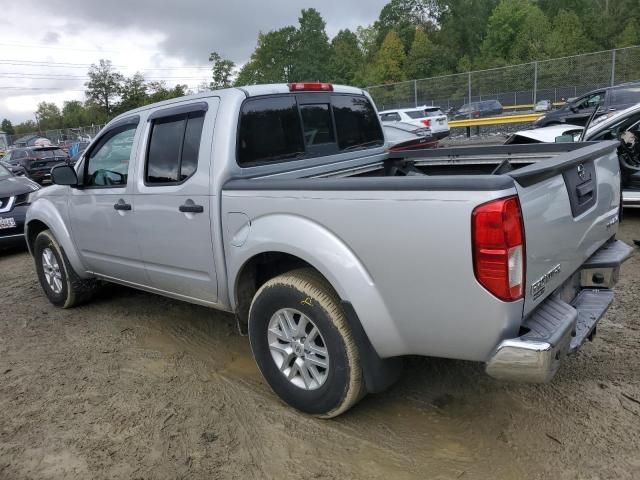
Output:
[
  {"left": 248, "top": 268, "right": 365, "bottom": 418},
  {"left": 34, "top": 229, "right": 98, "bottom": 308}
]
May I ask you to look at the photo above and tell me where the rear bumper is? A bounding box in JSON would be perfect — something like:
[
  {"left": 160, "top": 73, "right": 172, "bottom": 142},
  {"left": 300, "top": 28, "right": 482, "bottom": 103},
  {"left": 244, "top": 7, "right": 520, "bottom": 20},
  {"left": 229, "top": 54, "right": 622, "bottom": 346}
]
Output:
[
  {"left": 486, "top": 240, "right": 633, "bottom": 383},
  {"left": 622, "top": 189, "right": 640, "bottom": 208}
]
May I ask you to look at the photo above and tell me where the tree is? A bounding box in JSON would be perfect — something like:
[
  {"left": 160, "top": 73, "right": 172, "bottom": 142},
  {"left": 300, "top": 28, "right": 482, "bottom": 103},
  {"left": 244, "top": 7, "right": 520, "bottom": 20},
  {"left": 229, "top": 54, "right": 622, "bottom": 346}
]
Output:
[
  {"left": 35, "top": 102, "right": 63, "bottom": 131},
  {"left": 209, "top": 52, "right": 236, "bottom": 89},
  {"left": 85, "top": 59, "right": 124, "bottom": 116},
  {"left": 291, "top": 8, "right": 331, "bottom": 81},
  {"left": 329, "top": 29, "right": 363, "bottom": 85},
  {"left": 13, "top": 121, "right": 38, "bottom": 135},
  {"left": 146, "top": 81, "right": 189, "bottom": 104},
  {"left": 366, "top": 30, "right": 407, "bottom": 85},
  {"left": 545, "top": 9, "right": 593, "bottom": 57},
  {"left": 479, "top": 0, "right": 550, "bottom": 66},
  {"left": 616, "top": 21, "right": 640, "bottom": 49},
  {"left": 374, "top": 0, "right": 440, "bottom": 51},
  {"left": 405, "top": 26, "right": 437, "bottom": 79},
  {"left": 118, "top": 73, "right": 148, "bottom": 112},
  {"left": 235, "top": 26, "right": 298, "bottom": 85},
  {"left": 435, "top": 0, "right": 498, "bottom": 61},
  {"left": 1, "top": 119, "right": 14, "bottom": 135}
]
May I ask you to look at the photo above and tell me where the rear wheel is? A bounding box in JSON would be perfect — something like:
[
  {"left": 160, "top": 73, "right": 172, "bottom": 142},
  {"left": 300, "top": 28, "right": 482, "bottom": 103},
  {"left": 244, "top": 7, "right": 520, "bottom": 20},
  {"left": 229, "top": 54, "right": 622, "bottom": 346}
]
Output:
[
  {"left": 248, "top": 269, "right": 365, "bottom": 418},
  {"left": 34, "top": 230, "right": 98, "bottom": 308}
]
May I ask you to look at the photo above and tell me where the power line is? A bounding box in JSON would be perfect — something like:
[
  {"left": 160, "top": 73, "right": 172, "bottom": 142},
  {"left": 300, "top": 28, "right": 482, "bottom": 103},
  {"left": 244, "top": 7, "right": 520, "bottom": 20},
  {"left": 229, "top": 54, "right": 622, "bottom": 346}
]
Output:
[{"left": 0, "top": 59, "right": 212, "bottom": 70}]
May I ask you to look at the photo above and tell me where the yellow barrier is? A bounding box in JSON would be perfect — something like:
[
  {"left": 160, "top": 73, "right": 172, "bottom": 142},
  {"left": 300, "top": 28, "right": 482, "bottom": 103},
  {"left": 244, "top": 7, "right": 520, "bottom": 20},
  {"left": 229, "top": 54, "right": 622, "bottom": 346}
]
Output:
[
  {"left": 503, "top": 102, "right": 566, "bottom": 110},
  {"left": 449, "top": 113, "right": 542, "bottom": 128}
]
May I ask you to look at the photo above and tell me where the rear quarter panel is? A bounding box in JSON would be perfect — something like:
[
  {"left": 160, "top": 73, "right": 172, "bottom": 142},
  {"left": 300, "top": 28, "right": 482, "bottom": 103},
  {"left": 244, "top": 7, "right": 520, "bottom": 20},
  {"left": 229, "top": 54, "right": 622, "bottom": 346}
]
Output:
[{"left": 222, "top": 186, "right": 523, "bottom": 361}]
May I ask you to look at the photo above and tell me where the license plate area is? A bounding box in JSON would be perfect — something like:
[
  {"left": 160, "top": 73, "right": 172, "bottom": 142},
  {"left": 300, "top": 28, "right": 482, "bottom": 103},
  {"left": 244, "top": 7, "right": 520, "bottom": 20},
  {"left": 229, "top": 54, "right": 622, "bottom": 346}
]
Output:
[{"left": 0, "top": 217, "right": 16, "bottom": 229}]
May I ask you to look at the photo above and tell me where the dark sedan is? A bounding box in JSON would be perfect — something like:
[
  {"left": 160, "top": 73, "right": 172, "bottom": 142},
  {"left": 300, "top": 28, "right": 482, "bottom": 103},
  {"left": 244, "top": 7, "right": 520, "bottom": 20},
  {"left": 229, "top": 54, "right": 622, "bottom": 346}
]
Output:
[
  {"left": 0, "top": 163, "right": 40, "bottom": 247},
  {"left": 0, "top": 160, "right": 27, "bottom": 176},
  {"left": 1, "top": 146, "right": 69, "bottom": 184}
]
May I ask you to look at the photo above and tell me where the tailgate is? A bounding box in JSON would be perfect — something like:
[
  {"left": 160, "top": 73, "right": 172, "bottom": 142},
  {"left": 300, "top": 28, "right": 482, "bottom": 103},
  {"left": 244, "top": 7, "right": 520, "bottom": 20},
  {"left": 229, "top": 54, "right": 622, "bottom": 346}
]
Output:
[{"left": 509, "top": 140, "right": 621, "bottom": 315}]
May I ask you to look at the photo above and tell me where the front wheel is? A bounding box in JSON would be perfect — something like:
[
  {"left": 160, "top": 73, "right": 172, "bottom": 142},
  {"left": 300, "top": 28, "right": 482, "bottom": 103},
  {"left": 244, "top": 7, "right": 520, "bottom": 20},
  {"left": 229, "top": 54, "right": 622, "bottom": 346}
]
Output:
[
  {"left": 34, "top": 230, "right": 98, "bottom": 308},
  {"left": 248, "top": 269, "right": 365, "bottom": 418}
]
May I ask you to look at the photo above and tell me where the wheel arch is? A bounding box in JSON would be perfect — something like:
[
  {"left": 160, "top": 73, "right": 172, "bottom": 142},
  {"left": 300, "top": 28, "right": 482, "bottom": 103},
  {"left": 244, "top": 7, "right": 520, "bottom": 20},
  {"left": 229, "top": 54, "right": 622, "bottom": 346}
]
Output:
[
  {"left": 226, "top": 213, "right": 406, "bottom": 391},
  {"left": 26, "top": 199, "right": 88, "bottom": 278}
]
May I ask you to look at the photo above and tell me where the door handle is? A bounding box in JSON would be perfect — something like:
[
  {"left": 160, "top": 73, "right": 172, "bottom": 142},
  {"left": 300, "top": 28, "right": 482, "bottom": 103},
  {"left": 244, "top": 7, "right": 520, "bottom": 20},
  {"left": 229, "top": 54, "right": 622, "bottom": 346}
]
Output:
[
  {"left": 113, "top": 202, "right": 132, "bottom": 211},
  {"left": 179, "top": 203, "right": 204, "bottom": 213}
]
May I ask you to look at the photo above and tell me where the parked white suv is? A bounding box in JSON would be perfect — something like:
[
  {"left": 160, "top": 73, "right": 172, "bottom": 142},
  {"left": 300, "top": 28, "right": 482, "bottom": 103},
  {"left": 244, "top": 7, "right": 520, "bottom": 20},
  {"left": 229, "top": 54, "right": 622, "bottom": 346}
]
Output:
[{"left": 379, "top": 106, "right": 450, "bottom": 139}]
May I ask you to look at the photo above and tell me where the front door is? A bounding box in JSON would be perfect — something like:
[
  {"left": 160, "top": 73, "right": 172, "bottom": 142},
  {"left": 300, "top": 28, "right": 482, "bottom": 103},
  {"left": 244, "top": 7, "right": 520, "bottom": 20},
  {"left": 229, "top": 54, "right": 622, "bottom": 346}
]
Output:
[
  {"left": 134, "top": 100, "right": 218, "bottom": 303},
  {"left": 68, "top": 118, "right": 149, "bottom": 286}
]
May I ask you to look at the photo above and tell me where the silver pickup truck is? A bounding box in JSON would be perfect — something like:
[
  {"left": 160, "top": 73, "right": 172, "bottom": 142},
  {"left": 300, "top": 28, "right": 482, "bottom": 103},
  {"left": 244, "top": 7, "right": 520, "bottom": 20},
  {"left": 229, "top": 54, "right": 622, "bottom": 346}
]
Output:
[{"left": 25, "top": 83, "right": 632, "bottom": 417}]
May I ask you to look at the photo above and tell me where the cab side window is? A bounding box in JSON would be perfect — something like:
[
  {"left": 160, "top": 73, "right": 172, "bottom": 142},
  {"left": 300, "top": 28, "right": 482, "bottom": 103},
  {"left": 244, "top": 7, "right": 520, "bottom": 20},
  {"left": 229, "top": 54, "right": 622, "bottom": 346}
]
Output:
[
  {"left": 145, "top": 111, "right": 205, "bottom": 185},
  {"left": 85, "top": 124, "right": 137, "bottom": 187}
]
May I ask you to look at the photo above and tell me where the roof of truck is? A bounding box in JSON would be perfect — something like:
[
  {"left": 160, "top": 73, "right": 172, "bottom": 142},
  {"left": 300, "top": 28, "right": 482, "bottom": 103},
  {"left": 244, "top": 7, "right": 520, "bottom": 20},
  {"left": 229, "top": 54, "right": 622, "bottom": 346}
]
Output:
[{"left": 107, "top": 83, "right": 367, "bottom": 127}]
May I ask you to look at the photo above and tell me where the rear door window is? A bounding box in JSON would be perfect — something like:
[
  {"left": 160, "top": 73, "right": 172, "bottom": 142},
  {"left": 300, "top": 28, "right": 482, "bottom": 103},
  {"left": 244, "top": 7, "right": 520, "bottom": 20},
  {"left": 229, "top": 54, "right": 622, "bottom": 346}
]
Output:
[{"left": 146, "top": 111, "right": 205, "bottom": 184}]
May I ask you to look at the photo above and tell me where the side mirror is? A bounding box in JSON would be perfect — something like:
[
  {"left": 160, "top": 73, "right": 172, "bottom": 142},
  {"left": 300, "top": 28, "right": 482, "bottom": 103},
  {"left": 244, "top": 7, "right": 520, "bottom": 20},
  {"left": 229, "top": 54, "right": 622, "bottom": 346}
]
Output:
[
  {"left": 569, "top": 105, "right": 578, "bottom": 113},
  {"left": 51, "top": 164, "right": 78, "bottom": 186},
  {"left": 555, "top": 134, "right": 575, "bottom": 143}
]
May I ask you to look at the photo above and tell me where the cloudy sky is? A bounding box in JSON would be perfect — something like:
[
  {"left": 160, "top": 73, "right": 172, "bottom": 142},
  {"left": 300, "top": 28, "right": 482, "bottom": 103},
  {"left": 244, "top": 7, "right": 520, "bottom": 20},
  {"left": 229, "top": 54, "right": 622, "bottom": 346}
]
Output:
[{"left": 1, "top": 0, "right": 389, "bottom": 123}]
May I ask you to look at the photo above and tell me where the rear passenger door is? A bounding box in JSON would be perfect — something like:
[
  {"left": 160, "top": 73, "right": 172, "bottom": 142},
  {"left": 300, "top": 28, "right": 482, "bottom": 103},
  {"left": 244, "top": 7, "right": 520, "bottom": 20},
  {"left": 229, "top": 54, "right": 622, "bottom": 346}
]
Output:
[{"left": 134, "top": 100, "right": 219, "bottom": 303}]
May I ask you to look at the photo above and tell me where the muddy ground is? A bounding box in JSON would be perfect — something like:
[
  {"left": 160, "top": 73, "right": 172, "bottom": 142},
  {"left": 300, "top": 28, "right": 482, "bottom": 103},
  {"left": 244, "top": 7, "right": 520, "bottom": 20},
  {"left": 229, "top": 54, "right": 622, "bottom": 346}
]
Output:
[{"left": 1, "top": 215, "right": 640, "bottom": 480}]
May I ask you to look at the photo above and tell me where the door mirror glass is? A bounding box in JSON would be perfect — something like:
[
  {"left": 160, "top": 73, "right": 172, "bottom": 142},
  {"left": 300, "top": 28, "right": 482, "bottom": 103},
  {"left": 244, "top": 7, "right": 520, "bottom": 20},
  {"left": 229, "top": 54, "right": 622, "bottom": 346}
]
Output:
[
  {"left": 555, "top": 134, "right": 575, "bottom": 143},
  {"left": 51, "top": 164, "right": 78, "bottom": 186}
]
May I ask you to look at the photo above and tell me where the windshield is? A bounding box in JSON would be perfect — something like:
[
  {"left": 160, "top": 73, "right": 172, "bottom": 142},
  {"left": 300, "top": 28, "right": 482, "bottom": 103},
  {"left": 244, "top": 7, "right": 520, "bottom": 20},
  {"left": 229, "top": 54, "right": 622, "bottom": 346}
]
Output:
[
  {"left": 33, "top": 148, "right": 66, "bottom": 159},
  {"left": 0, "top": 163, "right": 12, "bottom": 178}
]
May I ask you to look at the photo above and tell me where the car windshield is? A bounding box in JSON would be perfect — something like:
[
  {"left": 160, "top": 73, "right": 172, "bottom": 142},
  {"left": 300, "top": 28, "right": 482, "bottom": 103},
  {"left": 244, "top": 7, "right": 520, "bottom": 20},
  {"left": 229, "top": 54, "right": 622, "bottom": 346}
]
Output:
[
  {"left": 33, "top": 148, "right": 66, "bottom": 158},
  {"left": 0, "top": 163, "right": 12, "bottom": 178}
]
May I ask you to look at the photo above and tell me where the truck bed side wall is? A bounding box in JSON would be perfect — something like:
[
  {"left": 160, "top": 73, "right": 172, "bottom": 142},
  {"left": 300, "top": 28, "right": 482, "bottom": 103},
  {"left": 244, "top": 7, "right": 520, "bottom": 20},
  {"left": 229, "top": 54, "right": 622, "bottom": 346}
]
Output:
[{"left": 222, "top": 186, "right": 522, "bottom": 361}]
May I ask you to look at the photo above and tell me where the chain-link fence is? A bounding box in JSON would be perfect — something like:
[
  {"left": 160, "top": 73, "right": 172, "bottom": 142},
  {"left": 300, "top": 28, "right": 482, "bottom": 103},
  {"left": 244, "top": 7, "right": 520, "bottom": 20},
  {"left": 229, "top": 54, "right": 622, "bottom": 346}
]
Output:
[
  {"left": 4, "top": 125, "right": 105, "bottom": 149},
  {"left": 367, "top": 45, "right": 640, "bottom": 113}
]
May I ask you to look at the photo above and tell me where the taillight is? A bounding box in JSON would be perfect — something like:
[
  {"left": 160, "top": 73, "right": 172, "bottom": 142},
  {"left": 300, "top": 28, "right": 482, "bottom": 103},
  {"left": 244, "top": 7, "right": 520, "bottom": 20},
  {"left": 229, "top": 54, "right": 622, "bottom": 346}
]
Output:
[
  {"left": 472, "top": 196, "right": 525, "bottom": 301},
  {"left": 421, "top": 119, "right": 431, "bottom": 127},
  {"left": 288, "top": 82, "right": 333, "bottom": 92}
]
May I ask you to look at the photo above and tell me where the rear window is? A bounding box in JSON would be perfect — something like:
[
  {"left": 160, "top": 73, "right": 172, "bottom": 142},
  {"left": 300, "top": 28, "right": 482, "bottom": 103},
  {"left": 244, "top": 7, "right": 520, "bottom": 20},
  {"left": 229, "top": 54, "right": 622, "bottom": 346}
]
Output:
[
  {"left": 237, "top": 94, "right": 383, "bottom": 166},
  {"left": 405, "top": 109, "right": 443, "bottom": 118},
  {"left": 332, "top": 95, "right": 383, "bottom": 150},
  {"left": 610, "top": 86, "right": 640, "bottom": 106},
  {"left": 238, "top": 96, "right": 305, "bottom": 166},
  {"left": 33, "top": 148, "right": 66, "bottom": 158}
]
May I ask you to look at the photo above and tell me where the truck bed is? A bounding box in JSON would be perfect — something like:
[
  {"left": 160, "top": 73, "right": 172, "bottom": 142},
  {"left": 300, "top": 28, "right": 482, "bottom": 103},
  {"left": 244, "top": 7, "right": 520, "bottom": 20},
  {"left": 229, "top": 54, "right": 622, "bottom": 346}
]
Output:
[{"left": 222, "top": 141, "right": 621, "bottom": 362}]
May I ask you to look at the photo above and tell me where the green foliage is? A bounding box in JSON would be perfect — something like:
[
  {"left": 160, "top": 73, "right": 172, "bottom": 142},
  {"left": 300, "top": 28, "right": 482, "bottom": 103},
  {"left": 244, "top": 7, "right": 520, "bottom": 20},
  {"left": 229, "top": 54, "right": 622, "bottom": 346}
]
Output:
[
  {"left": 617, "top": 22, "right": 640, "bottom": 49},
  {"left": 118, "top": 73, "right": 148, "bottom": 114},
  {"left": 479, "top": 0, "right": 550, "bottom": 66},
  {"left": 84, "top": 59, "right": 124, "bottom": 115},
  {"left": 435, "top": 0, "right": 498, "bottom": 59},
  {"left": 367, "top": 30, "right": 407, "bottom": 85},
  {"left": 209, "top": 52, "right": 236, "bottom": 89},
  {"left": 292, "top": 9, "right": 331, "bottom": 81},
  {"left": 13, "top": 121, "right": 38, "bottom": 135},
  {"left": 329, "top": 29, "right": 363, "bottom": 85},
  {"left": 235, "top": 26, "right": 298, "bottom": 85},
  {"left": 1, "top": 119, "right": 14, "bottom": 135},
  {"left": 35, "top": 102, "right": 63, "bottom": 130},
  {"left": 374, "top": 0, "right": 440, "bottom": 51},
  {"left": 405, "top": 26, "right": 436, "bottom": 79},
  {"left": 544, "top": 9, "right": 593, "bottom": 57},
  {"left": 146, "top": 81, "right": 189, "bottom": 104}
]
